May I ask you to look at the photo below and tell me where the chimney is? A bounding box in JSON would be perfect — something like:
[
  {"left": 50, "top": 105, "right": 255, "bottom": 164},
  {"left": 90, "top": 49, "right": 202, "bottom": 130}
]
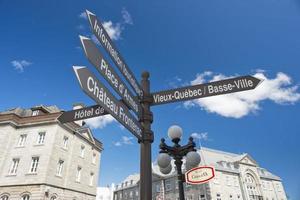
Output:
[{"left": 73, "top": 103, "right": 85, "bottom": 126}]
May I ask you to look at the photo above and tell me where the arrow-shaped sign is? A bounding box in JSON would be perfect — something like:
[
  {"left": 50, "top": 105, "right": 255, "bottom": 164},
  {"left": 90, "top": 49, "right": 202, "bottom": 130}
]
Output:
[
  {"left": 57, "top": 105, "right": 108, "bottom": 124},
  {"left": 152, "top": 75, "right": 262, "bottom": 105},
  {"left": 85, "top": 10, "right": 143, "bottom": 98},
  {"left": 79, "top": 36, "right": 141, "bottom": 116},
  {"left": 73, "top": 66, "right": 142, "bottom": 140}
]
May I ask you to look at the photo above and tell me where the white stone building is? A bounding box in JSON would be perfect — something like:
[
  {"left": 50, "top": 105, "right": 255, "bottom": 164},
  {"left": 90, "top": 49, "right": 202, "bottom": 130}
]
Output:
[
  {"left": 0, "top": 105, "right": 103, "bottom": 200},
  {"left": 96, "top": 184, "right": 115, "bottom": 200},
  {"left": 114, "top": 147, "right": 287, "bottom": 200}
]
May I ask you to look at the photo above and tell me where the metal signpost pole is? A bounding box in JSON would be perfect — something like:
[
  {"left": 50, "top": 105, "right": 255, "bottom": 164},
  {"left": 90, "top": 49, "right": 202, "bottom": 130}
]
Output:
[
  {"left": 140, "top": 72, "right": 153, "bottom": 200},
  {"left": 66, "top": 10, "right": 263, "bottom": 200}
]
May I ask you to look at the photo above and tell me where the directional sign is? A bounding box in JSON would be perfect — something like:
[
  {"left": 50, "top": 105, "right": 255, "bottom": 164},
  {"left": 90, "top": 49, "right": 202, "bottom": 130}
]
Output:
[
  {"left": 73, "top": 66, "right": 142, "bottom": 140},
  {"left": 79, "top": 36, "right": 141, "bottom": 116},
  {"left": 185, "top": 166, "right": 215, "bottom": 185},
  {"left": 57, "top": 105, "right": 108, "bottom": 123},
  {"left": 152, "top": 76, "right": 262, "bottom": 105},
  {"left": 85, "top": 10, "right": 143, "bottom": 98}
]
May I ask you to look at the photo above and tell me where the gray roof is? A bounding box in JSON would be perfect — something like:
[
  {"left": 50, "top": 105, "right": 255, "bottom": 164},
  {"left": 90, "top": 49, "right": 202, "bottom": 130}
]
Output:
[
  {"left": 152, "top": 147, "right": 281, "bottom": 180},
  {"left": 1, "top": 105, "right": 61, "bottom": 116}
]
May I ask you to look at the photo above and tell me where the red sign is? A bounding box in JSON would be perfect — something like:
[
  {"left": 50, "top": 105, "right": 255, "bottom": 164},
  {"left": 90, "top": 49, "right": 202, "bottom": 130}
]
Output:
[{"left": 185, "top": 166, "right": 215, "bottom": 185}]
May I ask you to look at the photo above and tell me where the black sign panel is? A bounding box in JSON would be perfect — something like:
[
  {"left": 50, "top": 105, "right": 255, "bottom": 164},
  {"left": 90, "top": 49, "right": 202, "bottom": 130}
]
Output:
[
  {"left": 80, "top": 36, "right": 141, "bottom": 116},
  {"left": 73, "top": 66, "right": 142, "bottom": 140},
  {"left": 85, "top": 10, "right": 143, "bottom": 98},
  {"left": 57, "top": 105, "right": 108, "bottom": 123},
  {"left": 152, "top": 76, "right": 262, "bottom": 105}
]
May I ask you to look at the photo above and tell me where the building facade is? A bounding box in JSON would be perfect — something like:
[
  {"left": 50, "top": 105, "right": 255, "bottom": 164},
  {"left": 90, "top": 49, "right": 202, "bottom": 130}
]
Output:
[
  {"left": 113, "top": 147, "right": 287, "bottom": 200},
  {"left": 96, "top": 184, "right": 115, "bottom": 200},
  {"left": 0, "top": 105, "right": 103, "bottom": 200}
]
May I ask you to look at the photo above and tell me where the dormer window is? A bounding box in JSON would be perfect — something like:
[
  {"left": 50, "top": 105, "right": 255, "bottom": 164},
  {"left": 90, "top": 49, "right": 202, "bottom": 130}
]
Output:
[{"left": 32, "top": 110, "right": 40, "bottom": 116}]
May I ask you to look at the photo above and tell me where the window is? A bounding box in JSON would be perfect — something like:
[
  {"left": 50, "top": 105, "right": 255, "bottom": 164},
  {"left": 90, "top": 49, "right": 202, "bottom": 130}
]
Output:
[
  {"left": 92, "top": 153, "right": 96, "bottom": 164},
  {"left": 235, "top": 178, "right": 239, "bottom": 187},
  {"left": 80, "top": 145, "right": 85, "bottom": 158},
  {"left": 226, "top": 176, "right": 231, "bottom": 186},
  {"left": 56, "top": 160, "right": 64, "bottom": 176},
  {"left": 213, "top": 175, "right": 220, "bottom": 185},
  {"left": 50, "top": 196, "right": 57, "bottom": 200},
  {"left": 32, "top": 110, "right": 39, "bottom": 116},
  {"left": 21, "top": 194, "right": 30, "bottom": 200},
  {"left": 29, "top": 157, "right": 39, "bottom": 173},
  {"left": 156, "top": 184, "right": 161, "bottom": 192},
  {"left": 17, "top": 134, "right": 27, "bottom": 147},
  {"left": 76, "top": 166, "right": 81, "bottom": 182},
  {"left": 216, "top": 193, "right": 221, "bottom": 200},
  {"left": 37, "top": 132, "right": 46, "bottom": 144},
  {"left": 8, "top": 158, "right": 19, "bottom": 175},
  {"left": 199, "top": 194, "right": 205, "bottom": 200},
  {"left": 89, "top": 172, "right": 94, "bottom": 186},
  {"left": 0, "top": 195, "right": 9, "bottom": 200},
  {"left": 165, "top": 180, "right": 171, "bottom": 191},
  {"left": 63, "top": 136, "right": 68, "bottom": 149}
]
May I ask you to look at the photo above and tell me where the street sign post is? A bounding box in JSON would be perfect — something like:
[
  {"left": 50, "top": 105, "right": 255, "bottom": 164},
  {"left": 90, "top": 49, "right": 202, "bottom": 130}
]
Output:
[
  {"left": 79, "top": 35, "right": 141, "bottom": 116},
  {"left": 185, "top": 166, "right": 215, "bottom": 185},
  {"left": 68, "top": 9, "right": 263, "bottom": 200},
  {"left": 151, "top": 75, "right": 262, "bottom": 105},
  {"left": 85, "top": 9, "right": 143, "bottom": 98},
  {"left": 73, "top": 66, "right": 142, "bottom": 140},
  {"left": 57, "top": 105, "right": 107, "bottom": 123}
]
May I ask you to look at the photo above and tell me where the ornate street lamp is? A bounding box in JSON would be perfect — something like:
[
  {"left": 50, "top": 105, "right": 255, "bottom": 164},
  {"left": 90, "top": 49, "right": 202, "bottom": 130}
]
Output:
[{"left": 157, "top": 125, "right": 201, "bottom": 200}]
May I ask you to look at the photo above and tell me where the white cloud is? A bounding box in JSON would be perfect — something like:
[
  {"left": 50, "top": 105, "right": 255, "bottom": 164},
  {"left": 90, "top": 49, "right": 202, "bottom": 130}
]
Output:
[
  {"left": 79, "top": 12, "right": 87, "bottom": 20},
  {"left": 78, "top": 9, "right": 133, "bottom": 41},
  {"left": 191, "top": 132, "right": 209, "bottom": 141},
  {"left": 11, "top": 60, "right": 32, "bottom": 73},
  {"left": 167, "top": 76, "right": 184, "bottom": 88},
  {"left": 184, "top": 71, "right": 300, "bottom": 118},
  {"left": 113, "top": 136, "right": 134, "bottom": 146},
  {"left": 85, "top": 115, "right": 115, "bottom": 129},
  {"left": 121, "top": 8, "right": 133, "bottom": 25},
  {"left": 103, "top": 21, "right": 122, "bottom": 40}
]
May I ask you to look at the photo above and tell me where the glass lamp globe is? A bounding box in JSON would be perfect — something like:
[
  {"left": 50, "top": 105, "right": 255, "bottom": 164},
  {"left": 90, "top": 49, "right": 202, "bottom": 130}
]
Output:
[
  {"left": 159, "top": 164, "right": 172, "bottom": 175},
  {"left": 157, "top": 153, "right": 171, "bottom": 169},
  {"left": 167, "top": 125, "right": 183, "bottom": 140},
  {"left": 185, "top": 161, "right": 193, "bottom": 171},
  {"left": 186, "top": 151, "right": 201, "bottom": 168}
]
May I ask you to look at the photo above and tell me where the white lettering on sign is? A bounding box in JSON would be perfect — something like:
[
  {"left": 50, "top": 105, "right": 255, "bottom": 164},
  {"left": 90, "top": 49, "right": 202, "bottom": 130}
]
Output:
[
  {"left": 86, "top": 75, "right": 142, "bottom": 137},
  {"left": 207, "top": 84, "right": 233, "bottom": 94},
  {"left": 100, "top": 59, "right": 118, "bottom": 88},
  {"left": 152, "top": 77, "right": 259, "bottom": 105},
  {"left": 74, "top": 106, "right": 105, "bottom": 120},
  {"left": 91, "top": 17, "right": 143, "bottom": 97},
  {"left": 153, "top": 88, "right": 202, "bottom": 104}
]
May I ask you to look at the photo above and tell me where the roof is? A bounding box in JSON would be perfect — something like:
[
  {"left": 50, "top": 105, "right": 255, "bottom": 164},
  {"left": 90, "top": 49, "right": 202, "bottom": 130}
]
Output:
[
  {"left": 116, "top": 174, "right": 140, "bottom": 190},
  {"left": 117, "top": 146, "right": 282, "bottom": 187},
  {"left": 1, "top": 105, "right": 61, "bottom": 116}
]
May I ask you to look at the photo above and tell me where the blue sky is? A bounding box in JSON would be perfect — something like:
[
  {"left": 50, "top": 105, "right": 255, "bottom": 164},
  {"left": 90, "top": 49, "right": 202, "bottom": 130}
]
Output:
[{"left": 1, "top": 0, "right": 300, "bottom": 199}]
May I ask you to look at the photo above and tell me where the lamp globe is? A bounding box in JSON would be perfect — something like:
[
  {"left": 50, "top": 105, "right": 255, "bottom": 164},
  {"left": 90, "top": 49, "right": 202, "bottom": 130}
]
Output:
[
  {"left": 186, "top": 151, "right": 201, "bottom": 168},
  {"left": 168, "top": 125, "right": 183, "bottom": 140},
  {"left": 159, "top": 164, "right": 172, "bottom": 175},
  {"left": 157, "top": 153, "right": 171, "bottom": 168}
]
